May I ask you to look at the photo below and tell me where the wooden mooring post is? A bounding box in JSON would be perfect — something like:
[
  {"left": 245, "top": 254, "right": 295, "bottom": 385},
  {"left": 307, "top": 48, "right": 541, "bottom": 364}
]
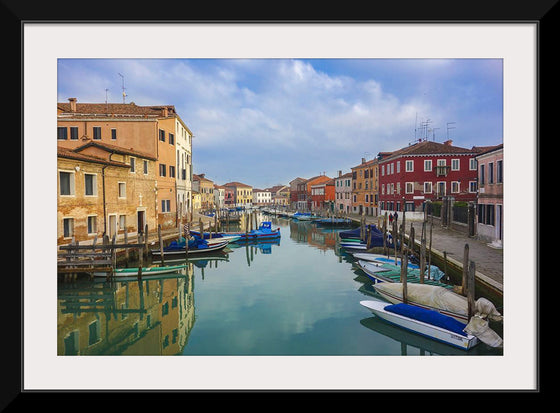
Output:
[{"left": 400, "top": 247, "right": 408, "bottom": 304}]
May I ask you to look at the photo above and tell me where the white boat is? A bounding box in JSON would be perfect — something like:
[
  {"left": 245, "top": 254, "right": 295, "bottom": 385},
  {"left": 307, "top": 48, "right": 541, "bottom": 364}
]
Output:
[
  {"left": 373, "top": 282, "right": 471, "bottom": 323},
  {"left": 94, "top": 264, "right": 187, "bottom": 277},
  {"left": 352, "top": 252, "right": 420, "bottom": 269},
  {"left": 203, "top": 235, "right": 242, "bottom": 244},
  {"left": 360, "top": 300, "right": 479, "bottom": 350}
]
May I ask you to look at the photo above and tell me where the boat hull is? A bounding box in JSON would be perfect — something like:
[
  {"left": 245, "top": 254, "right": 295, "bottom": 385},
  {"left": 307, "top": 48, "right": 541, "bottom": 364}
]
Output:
[
  {"left": 360, "top": 300, "right": 478, "bottom": 350},
  {"left": 373, "top": 282, "right": 469, "bottom": 324},
  {"left": 94, "top": 264, "right": 187, "bottom": 277},
  {"left": 151, "top": 240, "right": 229, "bottom": 257}
]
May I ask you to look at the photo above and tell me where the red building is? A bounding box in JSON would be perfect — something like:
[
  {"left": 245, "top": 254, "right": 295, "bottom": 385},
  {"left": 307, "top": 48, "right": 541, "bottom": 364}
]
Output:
[
  {"left": 378, "top": 139, "right": 482, "bottom": 214},
  {"left": 223, "top": 187, "right": 235, "bottom": 207},
  {"left": 311, "top": 178, "right": 335, "bottom": 211}
]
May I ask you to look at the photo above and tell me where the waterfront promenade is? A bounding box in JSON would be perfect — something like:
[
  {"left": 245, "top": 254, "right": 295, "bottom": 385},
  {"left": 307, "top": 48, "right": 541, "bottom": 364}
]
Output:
[
  {"left": 347, "top": 213, "right": 504, "bottom": 293},
  {"left": 155, "top": 210, "right": 504, "bottom": 294}
]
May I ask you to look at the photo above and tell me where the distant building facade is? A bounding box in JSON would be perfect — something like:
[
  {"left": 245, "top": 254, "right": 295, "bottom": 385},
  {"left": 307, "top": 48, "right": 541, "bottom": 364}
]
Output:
[
  {"left": 475, "top": 144, "right": 503, "bottom": 247},
  {"left": 335, "top": 171, "right": 353, "bottom": 214}
]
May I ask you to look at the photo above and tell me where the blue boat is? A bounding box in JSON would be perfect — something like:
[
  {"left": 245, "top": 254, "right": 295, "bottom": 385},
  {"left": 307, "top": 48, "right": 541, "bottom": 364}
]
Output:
[
  {"left": 236, "top": 221, "right": 281, "bottom": 241},
  {"left": 151, "top": 237, "right": 229, "bottom": 257},
  {"left": 314, "top": 218, "right": 354, "bottom": 226}
]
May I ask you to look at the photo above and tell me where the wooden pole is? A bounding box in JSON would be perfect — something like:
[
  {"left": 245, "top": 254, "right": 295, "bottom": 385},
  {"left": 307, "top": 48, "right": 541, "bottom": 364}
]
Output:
[
  {"left": 462, "top": 244, "right": 470, "bottom": 296},
  {"left": 420, "top": 221, "right": 426, "bottom": 284},
  {"left": 393, "top": 219, "right": 398, "bottom": 265},
  {"left": 400, "top": 248, "right": 408, "bottom": 304},
  {"left": 409, "top": 224, "right": 415, "bottom": 259},
  {"left": 443, "top": 251, "right": 448, "bottom": 282},
  {"left": 158, "top": 224, "right": 165, "bottom": 267},
  {"left": 467, "top": 260, "right": 476, "bottom": 321},
  {"left": 428, "top": 218, "right": 433, "bottom": 280},
  {"left": 144, "top": 224, "right": 149, "bottom": 255},
  {"left": 124, "top": 228, "right": 129, "bottom": 261},
  {"left": 138, "top": 233, "right": 143, "bottom": 279}
]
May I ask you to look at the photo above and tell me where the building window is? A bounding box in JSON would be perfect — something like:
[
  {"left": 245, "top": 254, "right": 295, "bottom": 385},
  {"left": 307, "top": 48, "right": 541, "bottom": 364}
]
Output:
[
  {"left": 451, "top": 181, "right": 460, "bottom": 193},
  {"left": 478, "top": 204, "right": 495, "bottom": 226},
  {"left": 424, "top": 182, "right": 432, "bottom": 193},
  {"left": 57, "top": 127, "right": 68, "bottom": 140},
  {"left": 169, "top": 133, "right": 174, "bottom": 145},
  {"left": 497, "top": 160, "right": 503, "bottom": 183},
  {"left": 469, "top": 181, "right": 477, "bottom": 193},
  {"left": 169, "top": 165, "right": 175, "bottom": 178},
  {"left": 63, "top": 331, "right": 79, "bottom": 355},
  {"left": 111, "top": 128, "right": 117, "bottom": 140},
  {"left": 118, "top": 182, "right": 126, "bottom": 198},
  {"left": 405, "top": 182, "right": 414, "bottom": 194},
  {"left": 451, "top": 159, "right": 460, "bottom": 171},
  {"left": 437, "top": 182, "right": 446, "bottom": 197},
  {"left": 59, "top": 171, "right": 75, "bottom": 195},
  {"left": 93, "top": 127, "right": 102, "bottom": 140},
  {"left": 159, "top": 129, "right": 165, "bottom": 142},
  {"left": 143, "top": 160, "right": 148, "bottom": 174},
  {"left": 88, "top": 320, "right": 101, "bottom": 345},
  {"left": 424, "top": 159, "right": 432, "bottom": 172},
  {"left": 63, "top": 218, "right": 74, "bottom": 238},
  {"left": 70, "top": 127, "right": 79, "bottom": 140},
  {"left": 405, "top": 160, "right": 413, "bottom": 172},
  {"left": 84, "top": 173, "right": 97, "bottom": 196},
  {"left": 488, "top": 162, "right": 494, "bottom": 184},
  {"left": 119, "top": 215, "right": 126, "bottom": 231},
  {"left": 162, "top": 200, "right": 171, "bottom": 212},
  {"left": 87, "top": 216, "right": 97, "bottom": 234},
  {"left": 130, "top": 157, "right": 135, "bottom": 173},
  {"left": 480, "top": 164, "right": 485, "bottom": 185},
  {"left": 470, "top": 158, "right": 477, "bottom": 170},
  {"left": 159, "top": 164, "right": 166, "bottom": 177}
]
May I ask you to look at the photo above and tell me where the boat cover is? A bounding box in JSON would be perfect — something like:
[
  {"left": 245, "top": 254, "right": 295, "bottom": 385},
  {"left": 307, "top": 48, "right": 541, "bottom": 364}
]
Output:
[
  {"left": 384, "top": 303, "right": 468, "bottom": 336},
  {"left": 339, "top": 225, "right": 395, "bottom": 248},
  {"left": 375, "top": 283, "right": 503, "bottom": 347}
]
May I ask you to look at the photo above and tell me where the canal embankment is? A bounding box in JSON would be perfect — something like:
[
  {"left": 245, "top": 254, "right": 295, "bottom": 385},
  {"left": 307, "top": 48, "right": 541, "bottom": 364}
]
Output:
[{"left": 346, "top": 213, "right": 503, "bottom": 309}]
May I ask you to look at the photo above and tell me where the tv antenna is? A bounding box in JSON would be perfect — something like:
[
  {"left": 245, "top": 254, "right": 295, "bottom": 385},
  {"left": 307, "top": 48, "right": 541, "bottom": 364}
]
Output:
[
  {"left": 118, "top": 73, "right": 127, "bottom": 103},
  {"left": 447, "top": 122, "right": 456, "bottom": 140}
]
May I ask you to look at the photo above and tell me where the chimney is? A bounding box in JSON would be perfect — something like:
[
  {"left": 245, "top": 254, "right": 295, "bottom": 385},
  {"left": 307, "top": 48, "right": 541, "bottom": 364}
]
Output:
[
  {"left": 68, "top": 97, "right": 77, "bottom": 112},
  {"left": 362, "top": 157, "right": 366, "bottom": 164},
  {"left": 162, "top": 106, "right": 168, "bottom": 117},
  {"left": 444, "top": 139, "right": 453, "bottom": 146},
  {"left": 338, "top": 170, "right": 342, "bottom": 177}
]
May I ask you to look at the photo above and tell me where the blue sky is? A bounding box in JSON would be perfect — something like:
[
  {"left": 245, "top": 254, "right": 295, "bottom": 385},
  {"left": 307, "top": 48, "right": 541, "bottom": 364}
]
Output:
[{"left": 57, "top": 58, "right": 503, "bottom": 189}]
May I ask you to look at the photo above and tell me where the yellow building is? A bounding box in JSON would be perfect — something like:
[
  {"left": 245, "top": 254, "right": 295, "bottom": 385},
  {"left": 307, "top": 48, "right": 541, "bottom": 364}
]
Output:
[
  {"left": 351, "top": 157, "right": 379, "bottom": 216},
  {"left": 57, "top": 99, "right": 192, "bottom": 230},
  {"left": 193, "top": 174, "right": 215, "bottom": 211},
  {"left": 224, "top": 182, "right": 253, "bottom": 207},
  {"left": 57, "top": 143, "right": 157, "bottom": 244}
]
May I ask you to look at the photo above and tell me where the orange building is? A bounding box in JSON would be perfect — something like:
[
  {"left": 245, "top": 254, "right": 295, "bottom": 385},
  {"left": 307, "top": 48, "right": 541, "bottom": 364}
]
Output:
[
  {"left": 351, "top": 157, "right": 379, "bottom": 216},
  {"left": 298, "top": 174, "right": 331, "bottom": 211},
  {"left": 57, "top": 99, "right": 189, "bottom": 229},
  {"left": 310, "top": 178, "right": 335, "bottom": 212}
]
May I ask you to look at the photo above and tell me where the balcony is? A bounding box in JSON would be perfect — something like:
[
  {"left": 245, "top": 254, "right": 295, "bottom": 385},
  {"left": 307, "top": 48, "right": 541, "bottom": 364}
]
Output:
[{"left": 435, "top": 165, "right": 450, "bottom": 177}]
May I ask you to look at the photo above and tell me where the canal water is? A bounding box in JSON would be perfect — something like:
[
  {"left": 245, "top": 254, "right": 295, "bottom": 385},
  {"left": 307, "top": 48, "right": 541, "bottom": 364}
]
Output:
[{"left": 57, "top": 213, "right": 503, "bottom": 357}]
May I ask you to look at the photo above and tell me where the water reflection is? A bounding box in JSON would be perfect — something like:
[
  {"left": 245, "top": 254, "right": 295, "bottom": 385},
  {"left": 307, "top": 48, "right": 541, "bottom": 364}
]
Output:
[
  {"left": 57, "top": 211, "right": 501, "bottom": 356},
  {"left": 57, "top": 265, "right": 195, "bottom": 355}
]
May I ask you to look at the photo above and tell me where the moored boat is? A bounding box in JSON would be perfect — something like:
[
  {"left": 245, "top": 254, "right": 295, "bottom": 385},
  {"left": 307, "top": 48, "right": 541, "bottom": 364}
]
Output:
[
  {"left": 151, "top": 238, "right": 229, "bottom": 257},
  {"left": 94, "top": 264, "right": 187, "bottom": 277},
  {"left": 360, "top": 300, "right": 479, "bottom": 350},
  {"left": 235, "top": 221, "right": 281, "bottom": 241},
  {"left": 356, "top": 260, "right": 453, "bottom": 289}
]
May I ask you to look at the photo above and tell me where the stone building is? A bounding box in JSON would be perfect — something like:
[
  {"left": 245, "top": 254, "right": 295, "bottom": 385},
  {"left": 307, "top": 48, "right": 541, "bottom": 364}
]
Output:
[{"left": 57, "top": 143, "right": 157, "bottom": 244}]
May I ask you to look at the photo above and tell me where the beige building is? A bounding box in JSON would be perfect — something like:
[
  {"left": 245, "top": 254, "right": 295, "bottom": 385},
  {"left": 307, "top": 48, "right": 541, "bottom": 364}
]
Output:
[
  {"left": 192, "top": 174, "right": 215, "bottom": 211},
  {"left": 224, "top": 182, "right": 253, "bottom": 207},
  {"left": 57, "top": 144, "right": 157, "bottom": 244},
  {"left": 57, "top": 98, "right": 192, "bottom": 230}
]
